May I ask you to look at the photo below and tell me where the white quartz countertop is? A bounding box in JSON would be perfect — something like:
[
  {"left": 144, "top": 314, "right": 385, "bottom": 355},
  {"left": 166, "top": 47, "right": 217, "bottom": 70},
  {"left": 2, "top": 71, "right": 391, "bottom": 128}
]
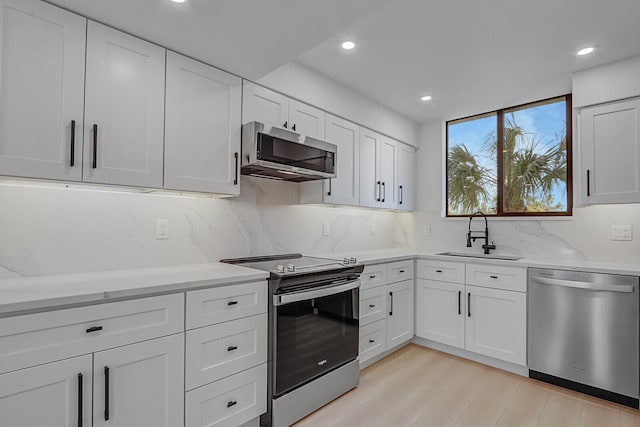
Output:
[{"left": 0, "top": 263, "right": 268, "bottom": 316}]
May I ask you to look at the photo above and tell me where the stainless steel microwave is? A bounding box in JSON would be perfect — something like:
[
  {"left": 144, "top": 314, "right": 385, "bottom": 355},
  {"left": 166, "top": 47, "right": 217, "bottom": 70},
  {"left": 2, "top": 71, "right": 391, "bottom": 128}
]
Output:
[{"left": 241, "top": 121, "right": 337, "bottom": 182}]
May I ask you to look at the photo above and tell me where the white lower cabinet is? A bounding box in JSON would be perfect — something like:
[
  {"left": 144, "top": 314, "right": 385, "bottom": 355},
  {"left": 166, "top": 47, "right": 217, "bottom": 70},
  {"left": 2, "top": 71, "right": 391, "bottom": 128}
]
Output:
[
  {"left": 416, "top": 280, "right": 465, "bottom": 349},
  {"left": 359, "top": 319, "right": 387, "bottom": 364},
  {"left": 185, "top": 363, "right": 267, "bottom": 427},
  {"left": 465, "top": 285, "right": 526, "bottom": 365},
  {"left": 93, "top": 333, "right": 185, "bottom": 427},
  {"left": 416, "top": 259, "right": 527, "bottom": 366},
  {"left": 386, "top": 280, "right": 414, "bottom": 349},
  {"left": 0, "top": 355, "right": 93, "bottom": 427}
]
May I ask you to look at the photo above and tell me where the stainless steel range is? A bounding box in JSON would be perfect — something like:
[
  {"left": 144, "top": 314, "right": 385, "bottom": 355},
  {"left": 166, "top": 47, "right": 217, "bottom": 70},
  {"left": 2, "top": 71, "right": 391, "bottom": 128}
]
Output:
[{"left": 221, "top": 254, "right": 363, "bottom": 427}]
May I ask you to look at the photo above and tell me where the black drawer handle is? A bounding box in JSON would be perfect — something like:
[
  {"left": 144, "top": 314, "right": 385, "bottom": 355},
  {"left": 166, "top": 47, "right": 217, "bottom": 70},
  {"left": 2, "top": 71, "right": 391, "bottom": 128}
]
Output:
[
  {"left": 369, "top": 275, "right": 376, "bottom": 279},
  {"left": 435, "top": 270, "right": 443, "bottom": 273},
  {"left": 369, "top": 339, "right": 375, "bottom": 343},
  {"left": 399, "top": 270, "right": 405, "bottom": 273},
  {"left": 86, "top": 326, "right": 103, "bottom": 333},
  {"left": 490, "top": 275, "right": 498, "bottom": 279},
  {"left": 227, "top": 300, "right": 238, "bottom": 306},
  {"left": 227, "top": 400, "right": 237, "bottom": 408},
  {"left": 369, "top": 304, "right": 376, "bottom": 308},
  {"left": 227, "top": 345, "right": 238, "bottom": 352}
]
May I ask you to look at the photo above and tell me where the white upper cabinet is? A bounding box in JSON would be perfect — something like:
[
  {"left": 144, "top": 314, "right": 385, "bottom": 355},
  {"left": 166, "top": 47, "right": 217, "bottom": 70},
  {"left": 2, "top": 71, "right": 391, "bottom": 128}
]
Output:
[
  {"left": 242, "top": 81, "right": 325, "bottom": 139},
  {"left": 0, "top": 0, "right": 85, "bottom": 181},
  {"left": 396, "top": 142, "right": 416, "bottom": 211},
  {"left": 164, "top": 52, "right": 242, "bottom": 195},
  {"left": 84, "top": 21, "right": 166, "bottom": 188},
  {"left": 359, "top": 129, "right": 397, "bottom": 209},
  {"left": 580, "top": 97, "right": 640, "bottom": 204}
]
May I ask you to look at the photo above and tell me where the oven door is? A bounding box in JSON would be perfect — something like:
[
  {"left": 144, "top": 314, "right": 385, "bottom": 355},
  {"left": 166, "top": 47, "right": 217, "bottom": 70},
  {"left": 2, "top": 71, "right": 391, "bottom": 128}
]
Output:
[{"left": 273, "top": 280, "right": 360, "bottom": 398}]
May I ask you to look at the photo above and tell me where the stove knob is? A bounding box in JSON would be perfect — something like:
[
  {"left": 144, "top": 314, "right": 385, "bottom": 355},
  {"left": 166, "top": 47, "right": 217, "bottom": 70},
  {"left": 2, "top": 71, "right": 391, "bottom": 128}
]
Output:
[
  {"left": 350, "top": 257, "right": 357, "bottom": 264},
  {"left": 287, "top": 264, "right": 296, "bottom": 272},
  {"left": 276, "top": 265, "right": 286, "bottom": 273}
]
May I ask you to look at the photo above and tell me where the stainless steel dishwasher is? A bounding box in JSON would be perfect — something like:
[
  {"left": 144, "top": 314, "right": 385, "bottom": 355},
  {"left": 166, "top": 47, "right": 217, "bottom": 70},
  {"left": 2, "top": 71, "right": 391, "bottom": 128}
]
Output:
[{"left": 528, "top": 268, "right": 639, "bottom": 408}]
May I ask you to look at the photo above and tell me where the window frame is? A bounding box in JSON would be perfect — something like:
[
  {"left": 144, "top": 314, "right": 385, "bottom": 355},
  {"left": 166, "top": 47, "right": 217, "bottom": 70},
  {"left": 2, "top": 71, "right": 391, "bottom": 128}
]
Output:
[{"left": 445, "top": 94, "right": 573, "bottom": 218}]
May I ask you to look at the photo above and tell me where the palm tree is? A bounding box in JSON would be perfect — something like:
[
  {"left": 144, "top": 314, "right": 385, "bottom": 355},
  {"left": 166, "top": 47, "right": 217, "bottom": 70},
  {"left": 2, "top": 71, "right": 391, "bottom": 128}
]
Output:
[{"left": 448, "top": 113, "right": 567, "bottom": 215}]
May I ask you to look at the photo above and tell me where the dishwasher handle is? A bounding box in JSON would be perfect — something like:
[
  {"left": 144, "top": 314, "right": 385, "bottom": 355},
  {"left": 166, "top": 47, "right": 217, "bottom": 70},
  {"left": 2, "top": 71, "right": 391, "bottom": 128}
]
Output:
[{"left": 531, "top": 276, "right": 635, "bottom": 293}]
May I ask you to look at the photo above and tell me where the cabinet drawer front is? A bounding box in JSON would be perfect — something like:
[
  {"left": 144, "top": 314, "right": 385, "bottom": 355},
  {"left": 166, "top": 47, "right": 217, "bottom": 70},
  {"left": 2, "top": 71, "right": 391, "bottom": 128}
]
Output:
[
  {"left": 388, "top": 260, "right": 414, "bottom": 283},
  {"left": 186, "top": 281, "right": 267, "bottom": 329},
  {"left": 360, "top": 263, "right": 389, "bottom": 290},
  {"left": 360, "top": 287, "right": 387, "bottom": 327},
  {"left": 465, "top": 264, "right": 526, "bottom": 292},
  {"left": 185, "top": 314, "right": 267, "bottom": 391},
  {"left": 417, "top": 259, "right": 465, "bottom": 283},
  {"left": 185, "top": 363, "right": 267, "bottom": 427},
  {"left": 0, "top": 293, "right": 184, "bottom": 375},
  {"left": 359, "top": 319, "right": 387, "bottom": 363}
]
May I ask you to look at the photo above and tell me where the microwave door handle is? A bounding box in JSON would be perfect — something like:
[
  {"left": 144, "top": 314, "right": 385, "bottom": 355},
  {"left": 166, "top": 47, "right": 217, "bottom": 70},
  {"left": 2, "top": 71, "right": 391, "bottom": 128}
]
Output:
[{"left": 274, "top": 280, "right": 360, "bottom": 306}]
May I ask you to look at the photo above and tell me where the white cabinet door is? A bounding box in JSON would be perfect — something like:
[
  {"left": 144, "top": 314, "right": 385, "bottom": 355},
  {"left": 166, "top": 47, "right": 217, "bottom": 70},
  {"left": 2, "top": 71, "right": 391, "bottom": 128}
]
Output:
[
  {"left": 93, "top": 334, "right": 184, "bottom": 427},
  {"left": 465, "top": 285, "right": 526, "bottom": 365},
  {"left": 242, "top": 81, "right": 288, "bottom": 127},
  {"left": 581, "top": 97, "right": 640, "bottom": 204},
  {"left": 165, "top": 52, "right": 241, "bottom": 195},
  {"left": 386, "top": 280, "right": 413, "bottom": 349},
  {"left": 378, "top": 136, "right": 397, "bottom": 209},
  {"left": 0, "top": 355, "right": 92, "bottom": 427},
  {"left": 416, "top": 279, "right": 465, "bottom": 349},
  {"left": 324, "top": 114, "right": 360, "bottom": 205},
  {"left": 359, "top": 128, "right": 383, "bottom": 208},
  {"left": 0, "top": 0, "right": 85, "bottom": 181},
  {"left": 397, "top": 142, "right": 416, "bottom": 211},
  {"left": 84, "top": 21, "right": 165, "bottom": 188},
  {"left": 289, "top": 99, "right": 325, "bottom": 139}
]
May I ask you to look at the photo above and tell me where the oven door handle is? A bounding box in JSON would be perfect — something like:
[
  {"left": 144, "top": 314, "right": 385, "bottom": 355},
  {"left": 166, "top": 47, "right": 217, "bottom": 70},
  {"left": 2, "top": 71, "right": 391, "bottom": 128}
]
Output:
[{"left": 274, "top": 280, "right": 360, "bottom": 306}]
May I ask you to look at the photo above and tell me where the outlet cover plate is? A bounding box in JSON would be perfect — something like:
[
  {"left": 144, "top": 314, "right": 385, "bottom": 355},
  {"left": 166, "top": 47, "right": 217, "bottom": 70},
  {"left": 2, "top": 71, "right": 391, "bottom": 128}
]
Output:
[{"left": 611, "top": 225, "right": 632, "bottom": 241}]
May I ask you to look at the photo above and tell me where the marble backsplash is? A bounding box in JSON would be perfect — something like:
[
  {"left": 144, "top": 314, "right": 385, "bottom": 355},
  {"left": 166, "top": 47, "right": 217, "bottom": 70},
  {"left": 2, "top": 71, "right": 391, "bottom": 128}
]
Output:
[{"left": 0, "top": 177, "right": 407, "bottom": 279}]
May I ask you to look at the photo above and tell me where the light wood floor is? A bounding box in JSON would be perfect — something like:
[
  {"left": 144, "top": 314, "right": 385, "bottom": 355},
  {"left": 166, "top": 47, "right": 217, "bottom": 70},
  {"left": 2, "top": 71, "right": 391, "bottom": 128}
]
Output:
[{"left": 294, "top": 344, "right": 640, "bottom": 427}]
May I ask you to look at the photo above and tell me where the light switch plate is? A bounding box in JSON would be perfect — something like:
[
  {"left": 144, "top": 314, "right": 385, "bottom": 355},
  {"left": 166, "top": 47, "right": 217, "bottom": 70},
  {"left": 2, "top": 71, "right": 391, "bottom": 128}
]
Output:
[
  {"left": 156, "top": 219, "right": 170, "bottom": 240},
  {"left": 322, "top": 223, "right": 330, "bottom": 236},
  {"left": 424, "top": 224, "right": 431, "bottom": 236},
  {"left": 611, "top": 225, "right": 632, "bottom": 241}
]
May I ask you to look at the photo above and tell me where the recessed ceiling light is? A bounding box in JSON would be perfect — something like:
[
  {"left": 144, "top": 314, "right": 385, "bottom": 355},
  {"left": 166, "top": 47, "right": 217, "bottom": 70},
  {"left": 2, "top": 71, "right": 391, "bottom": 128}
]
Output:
[
  {"left": 341, "top": 41, "right": 355, "bottom": 50},
  {"left": 421, "top": 95, "right": 433, "bottom": 101},
  {"left": 171, "top": 0, "right": 186, "bottom": 3},
  {"left": 577, "top": 47, "right": 595, "bottom": 56}
]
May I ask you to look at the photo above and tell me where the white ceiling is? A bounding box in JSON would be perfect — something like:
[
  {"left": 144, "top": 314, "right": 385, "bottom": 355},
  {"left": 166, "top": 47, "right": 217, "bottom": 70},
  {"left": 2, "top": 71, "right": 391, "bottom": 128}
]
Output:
[
  {"left": 45, "top": 0, "right": 640, "bottom": 124},
  {"left": 45, "top": 0, "right": 390, "bottom": 79},
  {"left": 297, "top": 0, "right": 640, "bottom": 122}
]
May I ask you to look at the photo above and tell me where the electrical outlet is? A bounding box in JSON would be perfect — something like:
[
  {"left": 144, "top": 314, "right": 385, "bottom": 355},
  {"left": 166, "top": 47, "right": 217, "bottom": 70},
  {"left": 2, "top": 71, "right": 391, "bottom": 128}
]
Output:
[
  {"left": 322, "top": 223, "right": 330, "bottom": 236},
  {"left": 370, "top": 223, "right": 376, "bottom": 235},
  {"left": 611, "top": 225, "right": 633, "bottom": 241},
  {"left": 424, "top": 224, "right": 431, "bottom": 236},
  {"left": 156, "top": 219, "right": 170, "bottom": 240}
]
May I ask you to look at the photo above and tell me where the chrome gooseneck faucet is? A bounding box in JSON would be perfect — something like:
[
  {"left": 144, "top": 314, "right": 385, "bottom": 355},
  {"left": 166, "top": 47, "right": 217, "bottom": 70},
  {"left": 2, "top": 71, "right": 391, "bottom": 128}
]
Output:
[{"left": 466, "top": 211, "right": 496, "bottom": 254}]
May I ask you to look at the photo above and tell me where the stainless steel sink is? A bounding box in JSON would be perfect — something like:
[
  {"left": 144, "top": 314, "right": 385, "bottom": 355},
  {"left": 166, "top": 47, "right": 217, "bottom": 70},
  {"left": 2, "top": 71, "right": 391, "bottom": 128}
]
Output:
[{"left": 435, "top": 252, "right": 523, "bottom": 261}]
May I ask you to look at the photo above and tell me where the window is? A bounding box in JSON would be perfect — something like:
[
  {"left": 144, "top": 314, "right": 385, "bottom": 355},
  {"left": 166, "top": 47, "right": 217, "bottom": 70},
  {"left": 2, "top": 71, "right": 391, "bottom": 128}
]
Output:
[{"left": 446, "top": 95, "right": 572, "bottom": 217}]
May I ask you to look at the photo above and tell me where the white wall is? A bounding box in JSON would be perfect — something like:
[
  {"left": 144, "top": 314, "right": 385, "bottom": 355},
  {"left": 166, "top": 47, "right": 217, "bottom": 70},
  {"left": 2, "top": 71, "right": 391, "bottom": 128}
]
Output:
[
  {"left": 412, "top": 121, "right": 640, "bottom": 263},
  {"left": 257, "top": 61, "right": 419, "bottom": 146},
  {"left": 573, "top": 55, "right": 640, "bottom": 108},
  {"left": 0, "top": 178, "right": 408, "bottom": 279}
]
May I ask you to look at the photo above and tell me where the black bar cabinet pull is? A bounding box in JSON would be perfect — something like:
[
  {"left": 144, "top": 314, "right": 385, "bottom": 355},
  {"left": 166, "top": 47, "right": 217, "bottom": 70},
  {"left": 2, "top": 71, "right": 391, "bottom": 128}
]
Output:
[
  {"left": 283, "top": 121, "right": 288, "bottom": 129},
  {"left": 227, "top": 345, "right": 238, "bottom": 352},
  {"left": 467, "top": 293, "right": 471, "bottom": 317},
  {"left": 369, "top": 304, "right": 375, "bottom": 308},
  {"left": 369, "top": 339, "right": 375, "bottom": 343},
  {"left": 381, "top": 182, "right": 386, "bottom": 202},
  {"left": 104, "top": 366, "right": 110, "bottom": 421},
  {"left": 292, "top": 124, "right": 296, "bottom": 131},
  {"left": 490, "top": 275, "right": 498, "bottom": 279},
  {"left": 327, "top": 179, "right": 332, "bottom": 196},
  {"left": 399, "top": 185, "right": 403, "bottom": 205},
  {"left": 458, "top": 291, "right": 461, "bottom": 315},
  {"left": 227, "top": 300, "right": 238, "bottom": 306},
  {"left": 435, "top": 270, "right": 443, "bottom": 273},
  {"left": 376, "top": 181, "right": 381, "bottom": 201},
  {"left": 369, "top": 275, "right": 376, "bottom": 279},
  {"left": 233, "top": 152, "right": 239, "bottom": 185},
  {"left": 86, "top": 326, "right": 103, "bottom": 333},
  {"left": 70, "top": 120, "right": 76, "bottom": 167},
  {"left": 586, "top": 169, "right": 591, "bottom": 196},
  {"left": 389, "top": 291, "right": 393, "bottom": 316},
  {"left": 92, "top": 124, "right": 98, "bottom": 169},
  {"left": 77, "top": 373, "right": 83, "bottom": 427},
  {"left": 399, "top": 270, "right": 405, "bottom": 273},
  {"left": 227, "top": 400, "right": 237, "bottom": 408}
]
